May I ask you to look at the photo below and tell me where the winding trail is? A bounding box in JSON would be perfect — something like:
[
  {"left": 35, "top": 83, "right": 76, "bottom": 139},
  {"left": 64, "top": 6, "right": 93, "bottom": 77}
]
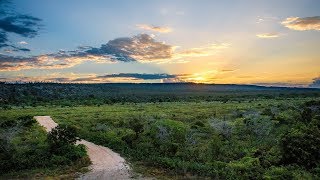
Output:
[{"left": 34, "top": 116, "right": 132, "bottom": 180}]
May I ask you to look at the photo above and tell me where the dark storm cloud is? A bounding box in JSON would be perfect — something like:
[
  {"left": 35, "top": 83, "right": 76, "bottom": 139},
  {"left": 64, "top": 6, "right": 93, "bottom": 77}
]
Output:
[{"left": 97, "top": 73, "right": 177, "bottom": 80}]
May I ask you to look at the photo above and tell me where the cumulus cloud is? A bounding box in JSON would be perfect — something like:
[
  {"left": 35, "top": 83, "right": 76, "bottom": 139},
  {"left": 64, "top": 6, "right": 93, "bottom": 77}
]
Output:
[
  {"left": 256, "top": 33, "right": 280, "bottom": 39},
  {"left": 309, "top": 77, "right": 320, "bottom": 88},
  {"left": 1, "top": 33, "right": 229, "bottom": 71},
  {"left": 281, "top": 16, "right": 320, "bottom": 31},
  {"left": 0, "top": 34, "right": 172, "bottom": 71},
  {"left": 86, "top": 34, "right": 174, "bottom": 62},
  {"left": 136, "top": 24, "right": 172, "bottom": 33}
]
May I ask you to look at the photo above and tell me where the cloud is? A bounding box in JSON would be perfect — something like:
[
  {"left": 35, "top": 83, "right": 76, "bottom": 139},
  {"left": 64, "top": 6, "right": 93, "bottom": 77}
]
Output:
[
  {"left": 18, "top": 41, "right": 28, "bottom": 44},
  {"left": 93, "top": 71, "right": 219, "bottom": 83},
  {"left": 281, "top": 16, "right": 320, "bottom": 31},
  {"left": 86, "top": 34, "right": 174, "bottom": 62},
  {"left": 256, "top": 33, "right": 280, "bottom": 39},
  {"left": 0, "top": 73, "right": 180, "bottom": 83},
  {"left": 136, "top": 24, "right": 172, "bottom": 33},
  {"left": 309, "top": 77, "right": 320, "bottom": 88},
  {"left": 0, "top": 15, "right": 42, "bottom": 37},
  {"left": 1, "top": 34, "right": 229, "bottom": 71},
  {"left": 97, "top": 73, "right": 176, "bottom": 80},
  {"left": 0, "top": 34, "right": 172, "bottom": 71},
  {"left": 0, "top": 31, "right": 8, "bottom": 45},
  {"left": 0, "top": 53, "right": 114, "bottom": 71},
  {"left": 0, "top": 0, "right": 42, "bottom": 51},
  {"left": 0, "top": 70, "right": 232, "bottom": 84}
]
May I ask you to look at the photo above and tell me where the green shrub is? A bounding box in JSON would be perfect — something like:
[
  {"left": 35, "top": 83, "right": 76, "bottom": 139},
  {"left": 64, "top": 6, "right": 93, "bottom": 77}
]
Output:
[
  {"left": 254, "top": 146, "right": 282, "bottom": 168},
  {"left": 226, "top": 157, "right": 263, "bottom": 179},
  {"left": 243, "top": 114, "right": 273, "bottom": 138},
  {"left": 275, "top": 109, "right": 299, "bottom": 125},
  {"left": 47, "top": 125, "right": 79, "bottom": 150},
  {"left": 148, "top": 119, "right": 189, "bottom": 156},
  {"left": 264, "top": 166, "right": 314, "bottom": 180},
  {"left": 281, "top": 124, "right": 320, "bottom": 168},
  {"left": 0, "top": 122, "right": 89, "bottom": 174},
  {"left": 0, "top": 119, "right": 16, "bottom": 128},
  {"left": 17, "top": 115, "right": 36, "bottom": 127}
]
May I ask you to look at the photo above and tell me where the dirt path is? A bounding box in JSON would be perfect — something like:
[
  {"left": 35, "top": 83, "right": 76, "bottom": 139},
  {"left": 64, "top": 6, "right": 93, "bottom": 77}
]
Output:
[{"left": 34, "top": 116, "right": 132, "bottom": 180}]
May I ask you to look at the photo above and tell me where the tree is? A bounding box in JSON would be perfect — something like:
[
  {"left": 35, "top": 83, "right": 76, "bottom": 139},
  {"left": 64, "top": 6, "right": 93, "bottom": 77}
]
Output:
[
  {"left": 47, "top": 125, "right": 80, "bottom": 154},
  {"left": 281, "top": 124, "right": 320, "bottom": 168}
]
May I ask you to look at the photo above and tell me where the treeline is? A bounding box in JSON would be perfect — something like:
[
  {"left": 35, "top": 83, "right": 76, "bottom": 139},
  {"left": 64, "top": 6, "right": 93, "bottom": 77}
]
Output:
[{"left": 1, "top": 83, "right": 319, "bottom": 107}]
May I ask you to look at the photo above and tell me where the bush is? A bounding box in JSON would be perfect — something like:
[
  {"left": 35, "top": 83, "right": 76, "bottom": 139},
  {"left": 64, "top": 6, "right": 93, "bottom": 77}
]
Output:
[
  {"left": 264, "top": 166, "right": 314, "bottom": 179},
  {"left": 209, "top": 118, "right": 233, "bottom": 139},
  {"left": 226, "top": 157, "right": 263, "bottom": 179},
  {"left": 47, "top": 125, "right": 79, "bottom": 149},
  {"left": 148, "top": 119, "right": 189, "bottom": 156},
  {"left": 17, "top": 115, "right": 36, "bottom": 127},
  {"left": 281, "top": 124, "right": 320, "bottom": 168},
  {"left": 243, "top": 114, "right": 272, "bottom": 138},
  {"left": 0, "top": 122, "right": 89, "bottom": 174}
]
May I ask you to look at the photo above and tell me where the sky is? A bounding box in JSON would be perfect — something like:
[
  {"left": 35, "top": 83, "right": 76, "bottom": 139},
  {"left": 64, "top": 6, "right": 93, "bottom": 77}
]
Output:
[{"left": 0, "top": 0, "right": 319, "bottom": 87}]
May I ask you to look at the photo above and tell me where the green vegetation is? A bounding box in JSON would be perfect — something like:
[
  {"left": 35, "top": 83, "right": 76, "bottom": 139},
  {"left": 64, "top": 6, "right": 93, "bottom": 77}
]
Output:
[
  {"left": 1, "top": 83, "right": 320, "bottom": 178},
  {"left": 0, "top": 116, "right": 90, "bottom": 178},
  {"left": 1, "top": 83, "right": 319, "bottom": 107}
]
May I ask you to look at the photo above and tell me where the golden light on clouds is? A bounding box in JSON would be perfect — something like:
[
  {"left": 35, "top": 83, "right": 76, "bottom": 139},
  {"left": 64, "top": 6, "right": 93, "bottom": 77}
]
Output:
[
  {"left": 177, "top": 70, "right": 219, "bottom": 83},
  {"left": 136, "top": 24, "right": 172, "bottom": 33},
  {"left": 256, "top": 33, "right": 280, "bottom": 39},
  {"left": 281, "top": 16, "right": 320, "bottom": 31}
]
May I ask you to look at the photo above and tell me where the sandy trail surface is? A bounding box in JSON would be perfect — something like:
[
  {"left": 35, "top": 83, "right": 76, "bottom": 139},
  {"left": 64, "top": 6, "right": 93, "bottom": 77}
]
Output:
[{"left": 34, "top": 116, "right": 132, "bottom": 180}]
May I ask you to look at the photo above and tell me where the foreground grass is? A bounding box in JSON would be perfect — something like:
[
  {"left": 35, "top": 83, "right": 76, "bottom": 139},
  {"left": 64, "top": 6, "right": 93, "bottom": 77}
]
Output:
[
  {"left": 1, "top": 97, "right": 319, "bottom": 179},
  {"left": 1, "top": 161, "right": 90, "bottom": 179}
]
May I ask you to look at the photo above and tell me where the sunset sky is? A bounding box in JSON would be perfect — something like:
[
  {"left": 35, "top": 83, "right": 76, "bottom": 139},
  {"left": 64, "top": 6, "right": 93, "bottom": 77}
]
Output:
[{"left": 0, "top": 0, "right": 319, "bottom": 87}]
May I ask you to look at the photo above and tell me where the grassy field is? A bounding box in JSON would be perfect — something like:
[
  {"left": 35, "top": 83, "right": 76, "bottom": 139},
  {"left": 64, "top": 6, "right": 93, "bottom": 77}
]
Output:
[{"left": 2, "top": 96, "right": 320, "bottom": 179}]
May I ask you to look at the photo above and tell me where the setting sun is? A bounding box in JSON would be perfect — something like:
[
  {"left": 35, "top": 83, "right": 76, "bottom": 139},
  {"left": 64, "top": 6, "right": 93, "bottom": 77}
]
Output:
[{"left": 1, "top": 1, "right": 320, "bottom": 179}]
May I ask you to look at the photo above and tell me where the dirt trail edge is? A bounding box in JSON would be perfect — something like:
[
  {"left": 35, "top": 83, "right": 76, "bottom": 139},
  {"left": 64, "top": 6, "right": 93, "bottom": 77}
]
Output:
[{"left": 34, "top": 116, "right": 132, "bottom": 180}]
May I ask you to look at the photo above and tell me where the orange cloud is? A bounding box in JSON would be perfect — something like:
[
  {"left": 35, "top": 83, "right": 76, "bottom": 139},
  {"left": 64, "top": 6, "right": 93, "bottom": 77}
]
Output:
[
  {"left": 256, "top": 33, "right": 280, "bottom": 38},
  {"left": 281, "top": 16, "right": 320, "bottom": 31},
  {"left": 136, "top": 24, "right": 172, "bottom": 33},
  {"left": 0, "top": 54, "right": 114, "bottom": 71}
]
